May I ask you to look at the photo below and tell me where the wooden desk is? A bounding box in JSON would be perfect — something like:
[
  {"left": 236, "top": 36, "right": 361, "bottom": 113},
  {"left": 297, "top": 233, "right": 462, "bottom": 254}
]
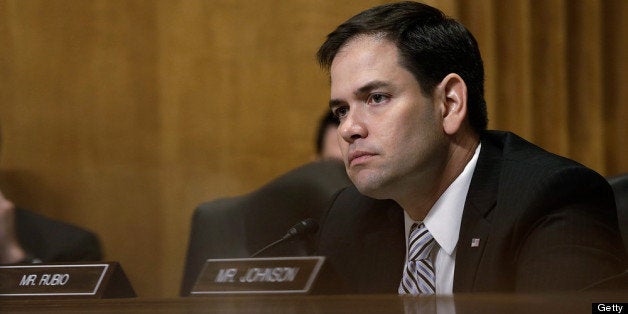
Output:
[{"left": 0, "top": 292, "right": 626, "bottom": 313}]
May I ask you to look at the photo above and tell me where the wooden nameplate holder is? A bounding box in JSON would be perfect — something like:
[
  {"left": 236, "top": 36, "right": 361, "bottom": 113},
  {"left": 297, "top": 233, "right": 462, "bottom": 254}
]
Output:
[{"left": 0, "top": 261, "right": 135, "bottom": 298}]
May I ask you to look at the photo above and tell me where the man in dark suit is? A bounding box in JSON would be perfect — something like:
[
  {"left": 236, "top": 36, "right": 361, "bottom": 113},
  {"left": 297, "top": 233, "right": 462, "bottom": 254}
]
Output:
[
  {"left": 1, "top": 195, "right": 102, "bottom": 264},
  {"left": 0, "top": 129, "right": 102, "bottom": 264},
  {"left": 313, "top": 1, "right": 625, "bottom": 294}
]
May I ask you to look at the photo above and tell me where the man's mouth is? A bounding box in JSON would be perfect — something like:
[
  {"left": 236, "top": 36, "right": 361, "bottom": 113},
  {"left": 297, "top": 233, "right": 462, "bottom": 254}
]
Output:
[{"left": 348, "top": 150, "right": 376, "bottom": 166}]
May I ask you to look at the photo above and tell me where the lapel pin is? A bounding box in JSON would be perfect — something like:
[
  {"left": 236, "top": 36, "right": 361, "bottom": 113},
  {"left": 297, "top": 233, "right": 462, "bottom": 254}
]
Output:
[{"left": 471, "top": 238, "right": 480, "bottom": 247}]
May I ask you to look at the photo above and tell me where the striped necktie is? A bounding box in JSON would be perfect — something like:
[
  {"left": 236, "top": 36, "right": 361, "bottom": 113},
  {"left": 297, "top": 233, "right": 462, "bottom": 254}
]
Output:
[{"left": 399, "top": 222, "right": 436, "bottom": 295}]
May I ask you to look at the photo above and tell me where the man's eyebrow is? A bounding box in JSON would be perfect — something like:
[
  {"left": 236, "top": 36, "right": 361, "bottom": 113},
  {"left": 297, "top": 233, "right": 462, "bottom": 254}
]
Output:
[
  {"left": 329, "top": 99, "right": 343, "bottom": 109},
  {"left": 329, "top": 80, "right": 391, "bottom": 109},
  {"left": 355, "top": 80, "right": 391, "bottom": 96}
]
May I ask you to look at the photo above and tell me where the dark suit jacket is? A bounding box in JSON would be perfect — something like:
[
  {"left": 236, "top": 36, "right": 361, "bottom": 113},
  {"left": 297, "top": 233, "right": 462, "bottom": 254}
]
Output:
[
  {"left": 315, "top": 131, "right": 626, "bottom": 294},
  {"left": 15, "top": 208, "right": 102, "bottom": 263}
]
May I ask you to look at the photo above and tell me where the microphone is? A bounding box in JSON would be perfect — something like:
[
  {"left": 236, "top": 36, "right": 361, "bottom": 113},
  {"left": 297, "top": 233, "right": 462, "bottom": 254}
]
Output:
[{"left": 250, "top": 218, "right": 319, "bottom": 258}]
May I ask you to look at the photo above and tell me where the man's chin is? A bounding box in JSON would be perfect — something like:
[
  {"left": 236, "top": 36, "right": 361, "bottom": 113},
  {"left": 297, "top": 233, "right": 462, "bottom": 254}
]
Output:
[{"left": 352, "top": 177, "right": 390, "bottom": 200}]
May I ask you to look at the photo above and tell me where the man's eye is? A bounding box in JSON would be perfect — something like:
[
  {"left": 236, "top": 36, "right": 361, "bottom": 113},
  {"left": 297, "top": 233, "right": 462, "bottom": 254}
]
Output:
[
  {"left": 334, "top": 107, "right": 349, "bottom": 119},
  {"left": 368, "top": 93, "right": 388, "bottom": 104}
]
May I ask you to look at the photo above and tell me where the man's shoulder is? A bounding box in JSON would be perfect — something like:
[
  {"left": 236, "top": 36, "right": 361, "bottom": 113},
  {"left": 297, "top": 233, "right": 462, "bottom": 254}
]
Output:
[
  {"left": 16, "top": 208, "right": 97, "bottom": 237},
  {"left": 15, "top": 208, "right": 102, "bottom": 262},
  {"left": 480, "top": 130, "right": 613, "bottom": 209},
  {"left": 482, "top": 130, "right": 593, "bottom": 174}
]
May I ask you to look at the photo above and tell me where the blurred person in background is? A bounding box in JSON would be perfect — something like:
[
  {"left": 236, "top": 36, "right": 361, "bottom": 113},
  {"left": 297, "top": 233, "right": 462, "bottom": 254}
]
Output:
[{"left": 315, "top": 111, "right": 342, "bottom": 161}]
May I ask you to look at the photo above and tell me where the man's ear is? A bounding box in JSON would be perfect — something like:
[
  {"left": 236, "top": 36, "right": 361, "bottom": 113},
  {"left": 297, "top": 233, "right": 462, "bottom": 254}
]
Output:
[{"left": 438, "top": 73, "right": 468, "bottom": 135}]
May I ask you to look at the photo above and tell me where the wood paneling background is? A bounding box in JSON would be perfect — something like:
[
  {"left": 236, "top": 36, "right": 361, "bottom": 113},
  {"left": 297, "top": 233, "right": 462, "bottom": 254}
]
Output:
[{"left": 0, "top": 0, "right": 626, "bottom": 297}]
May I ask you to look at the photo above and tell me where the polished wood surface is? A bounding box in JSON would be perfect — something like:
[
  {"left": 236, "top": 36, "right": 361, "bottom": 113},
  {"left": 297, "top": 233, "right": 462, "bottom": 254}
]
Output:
[
  {"left": 1, "top": 292, "right": 627, "bottom": 313},
  {"left": 1, "top": 0, "right": 626, "bottom": 298}
]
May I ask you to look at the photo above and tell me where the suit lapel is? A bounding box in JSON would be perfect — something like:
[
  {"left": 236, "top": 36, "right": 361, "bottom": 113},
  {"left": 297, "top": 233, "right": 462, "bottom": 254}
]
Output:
[{"left": 453, "top": 133, "right": 502, "bottom": 292}]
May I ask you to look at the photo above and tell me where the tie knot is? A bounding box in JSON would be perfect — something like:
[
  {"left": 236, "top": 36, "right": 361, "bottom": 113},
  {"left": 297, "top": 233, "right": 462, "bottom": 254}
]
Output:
[{"left": 408, "top": 223, "right": 435, "bottom": 261}]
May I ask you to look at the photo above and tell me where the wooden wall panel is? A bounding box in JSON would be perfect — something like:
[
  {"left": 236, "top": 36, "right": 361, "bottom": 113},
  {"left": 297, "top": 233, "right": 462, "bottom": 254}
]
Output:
[
  {"left": 602, "top": 0, "right": 628, "bottom": 175},
  {"left": 492, "top": 0, "right": 534, "bottom": 135},
  {"left": 0, "top": 0, "right": 165, "bottom": 296},
  {"left": 0, "top": 0, "right": 626, "bottom": 297},
  {"left": 458, "top": 0, "right": 497, "bottom": 128},
  {"left": 568, "top": 0, "right": 605, "bottom": 172},
  {"left": 529, "top": 0, "right": 569, "bottom": 154}
]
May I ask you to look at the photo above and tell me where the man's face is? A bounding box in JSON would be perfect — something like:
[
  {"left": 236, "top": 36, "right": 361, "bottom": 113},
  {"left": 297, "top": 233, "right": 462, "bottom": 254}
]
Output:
[{"left": 329, "top": 35, "right": 448, "bottom": 201}]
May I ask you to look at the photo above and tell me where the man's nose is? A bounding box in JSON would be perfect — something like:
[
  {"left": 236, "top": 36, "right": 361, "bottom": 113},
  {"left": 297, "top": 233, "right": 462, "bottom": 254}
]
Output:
[{"left": 339, "top": 109, "right": 367, "bottom": 143}]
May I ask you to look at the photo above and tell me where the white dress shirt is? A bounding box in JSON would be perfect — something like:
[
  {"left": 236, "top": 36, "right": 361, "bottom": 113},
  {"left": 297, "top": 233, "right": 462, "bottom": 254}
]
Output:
[{"left": 403, "top": 144, "right": 481, "bottom": 294}]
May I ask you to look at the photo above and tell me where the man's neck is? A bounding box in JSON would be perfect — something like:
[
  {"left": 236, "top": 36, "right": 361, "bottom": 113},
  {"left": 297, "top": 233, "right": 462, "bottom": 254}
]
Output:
[{"left": 401, "top": 133, "right": 480, "bottom": 221}]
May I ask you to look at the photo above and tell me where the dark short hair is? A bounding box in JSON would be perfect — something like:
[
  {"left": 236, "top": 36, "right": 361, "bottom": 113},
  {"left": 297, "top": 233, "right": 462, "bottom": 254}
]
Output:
[
  {"left": 317, "top": 1, "right": 488, "bottom": 132},
  {"left": 315, "top": 111, "right": 340, "bottom": 155}
]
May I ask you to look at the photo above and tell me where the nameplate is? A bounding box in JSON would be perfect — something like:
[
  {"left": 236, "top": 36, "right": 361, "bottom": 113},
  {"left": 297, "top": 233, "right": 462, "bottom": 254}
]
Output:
[
  {"left": 0, "top": 262, "right": 135, "bottom": 298},
  {"left": 190, "top": 256, "right": 325, "bottom": 295}
]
